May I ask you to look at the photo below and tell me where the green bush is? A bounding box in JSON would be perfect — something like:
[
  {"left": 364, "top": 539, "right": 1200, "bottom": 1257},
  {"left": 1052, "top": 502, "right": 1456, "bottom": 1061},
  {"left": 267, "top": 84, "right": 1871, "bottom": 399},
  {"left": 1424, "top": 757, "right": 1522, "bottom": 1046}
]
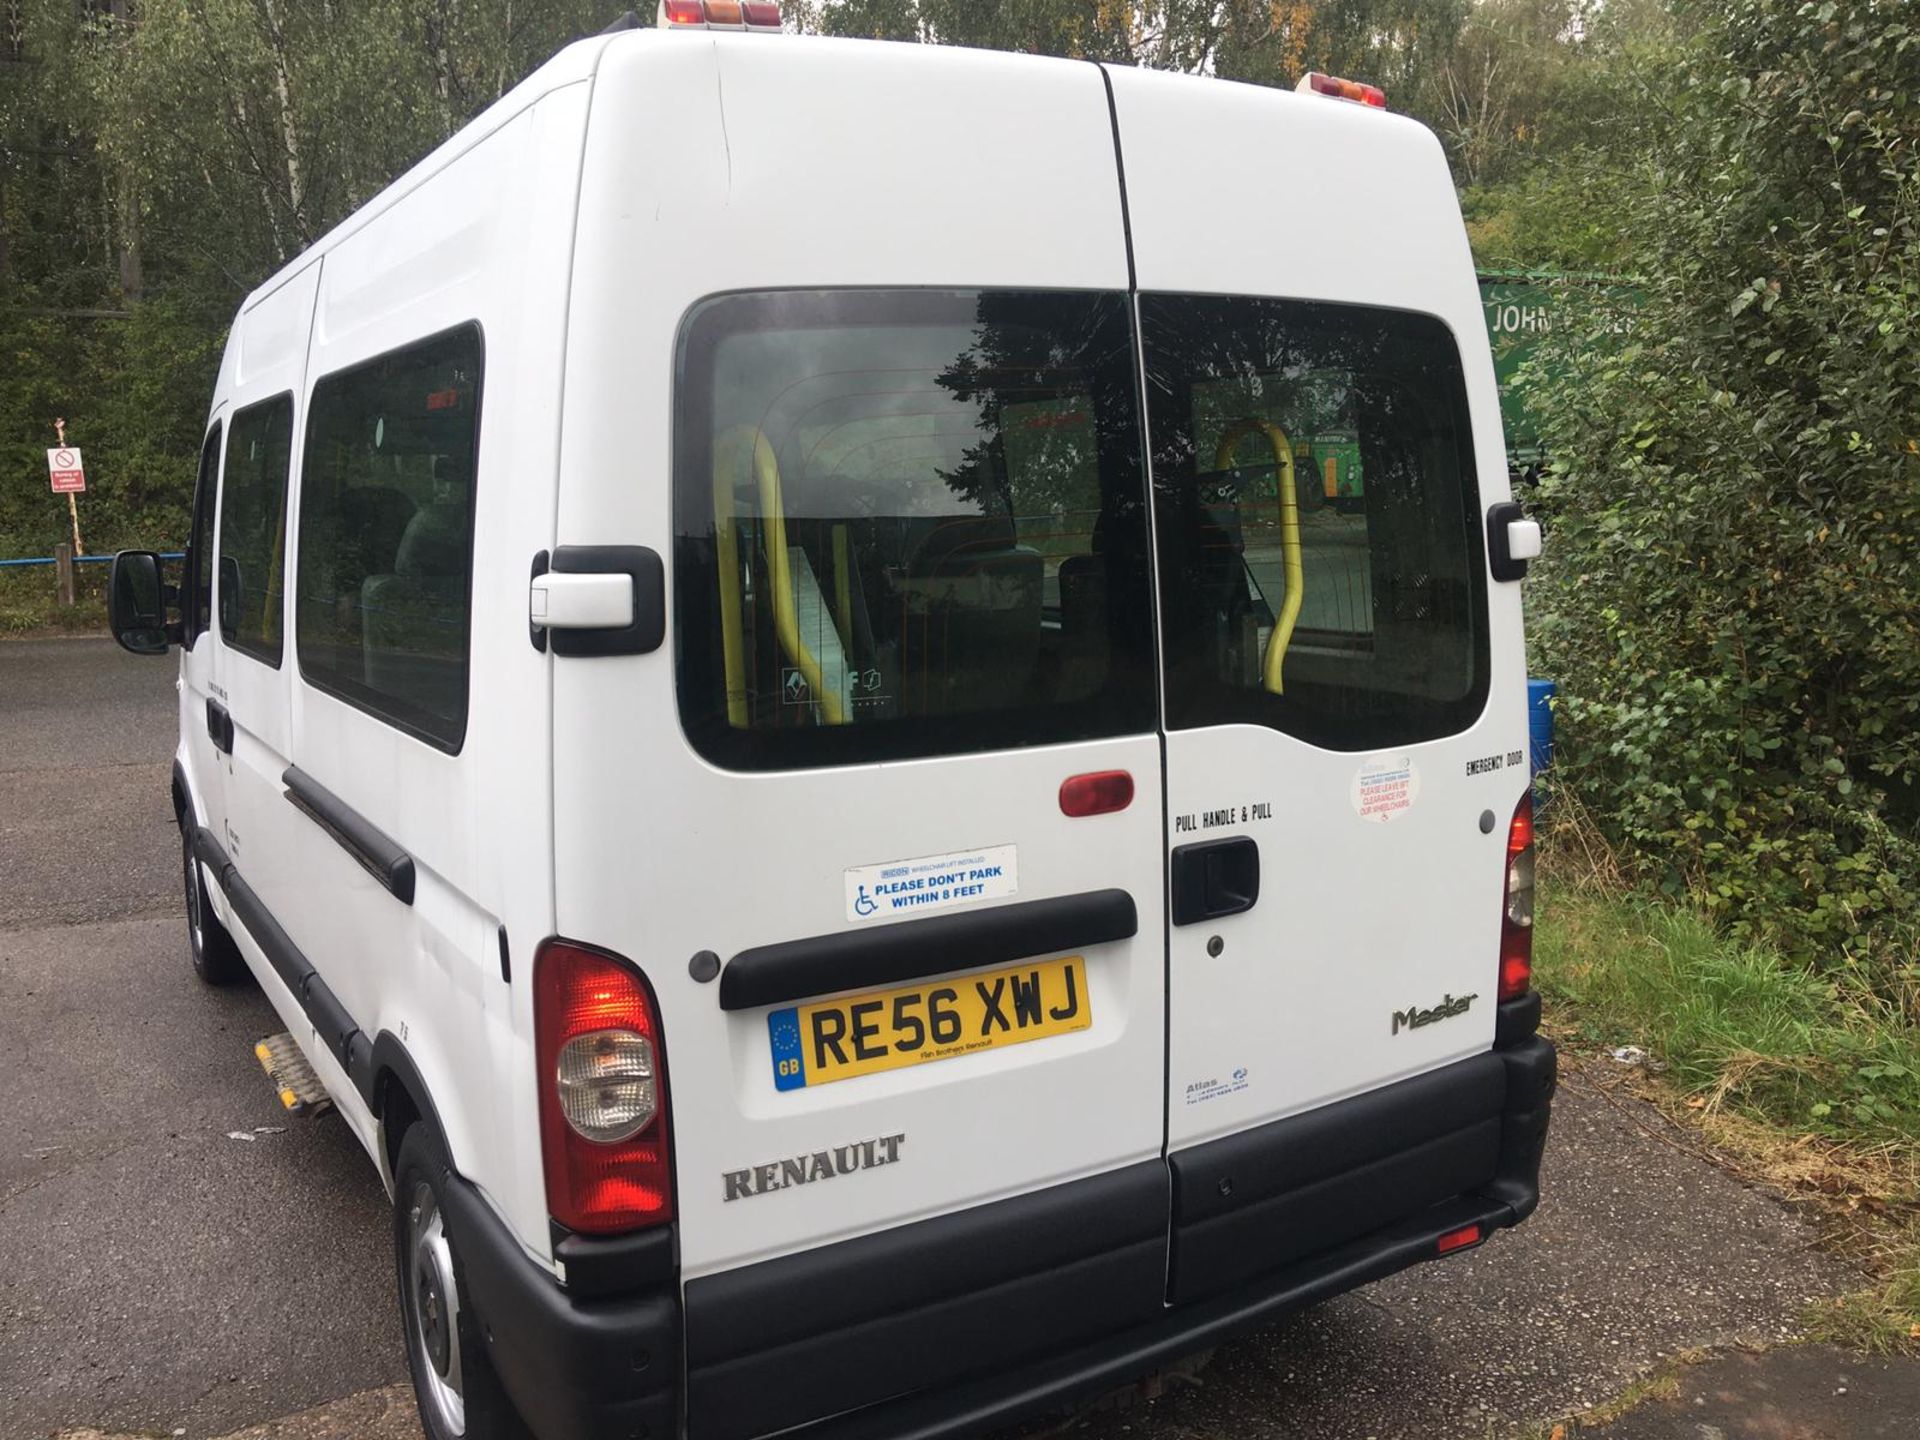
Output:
[{"left": 1526, "top": 0, "right": 1920, "bottom": 991}]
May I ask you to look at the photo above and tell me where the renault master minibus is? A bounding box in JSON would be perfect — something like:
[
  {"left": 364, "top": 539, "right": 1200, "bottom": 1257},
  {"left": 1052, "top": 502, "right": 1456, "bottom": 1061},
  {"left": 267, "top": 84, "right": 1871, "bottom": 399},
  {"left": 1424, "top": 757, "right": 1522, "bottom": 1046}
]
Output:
[{"left": 109, "top": 12, "right": 1555, "bottom": 1440}]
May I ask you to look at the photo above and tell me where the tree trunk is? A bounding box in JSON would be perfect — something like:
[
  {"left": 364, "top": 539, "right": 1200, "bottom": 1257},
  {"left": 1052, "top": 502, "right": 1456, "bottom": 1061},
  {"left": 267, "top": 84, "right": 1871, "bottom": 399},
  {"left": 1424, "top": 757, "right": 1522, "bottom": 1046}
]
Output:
[
  {"left": 255, "top": 0, "right": 308, "bottom": 241},
  {"left": 107, "top": 1, "right": 142, "bottom": 296}
]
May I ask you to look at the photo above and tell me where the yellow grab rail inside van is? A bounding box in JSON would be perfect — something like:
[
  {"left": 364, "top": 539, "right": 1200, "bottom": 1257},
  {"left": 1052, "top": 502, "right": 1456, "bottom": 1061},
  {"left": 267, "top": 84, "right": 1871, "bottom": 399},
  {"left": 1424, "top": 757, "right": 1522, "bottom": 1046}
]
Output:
[
  {"left": 1215, "top": 419, "right": 1303, "bottom": 696},
  {"left": 712, "top": 429, "right": 751, "bottom": 728},
  {"left": 718, "top": 427, "right": 848, "bottom": 726}
]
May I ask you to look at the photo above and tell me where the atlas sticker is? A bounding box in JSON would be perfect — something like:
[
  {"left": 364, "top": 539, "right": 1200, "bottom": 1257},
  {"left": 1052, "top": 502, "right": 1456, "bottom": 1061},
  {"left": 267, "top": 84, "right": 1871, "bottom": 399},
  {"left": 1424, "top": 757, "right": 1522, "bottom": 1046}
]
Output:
[
  {"left": 1352, "top": 755, "right": 1420, "bottom": 823},
  {"left": 845, "top": 844, "right": 1017, "bottom": 923},
  {"left": 1184, "top": 1066, "right": 1251, "bottom": 1106}
]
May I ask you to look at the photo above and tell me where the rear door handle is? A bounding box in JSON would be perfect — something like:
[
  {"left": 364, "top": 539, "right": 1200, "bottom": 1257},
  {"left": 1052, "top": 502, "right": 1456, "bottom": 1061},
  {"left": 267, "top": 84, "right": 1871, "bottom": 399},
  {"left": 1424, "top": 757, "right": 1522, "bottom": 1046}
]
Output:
[
  {"left": 206, "top": 699, "right": 234, "bottom": 755},
  {"left": 1170, "top": 837, "right": 1260, "bottom": 926}
]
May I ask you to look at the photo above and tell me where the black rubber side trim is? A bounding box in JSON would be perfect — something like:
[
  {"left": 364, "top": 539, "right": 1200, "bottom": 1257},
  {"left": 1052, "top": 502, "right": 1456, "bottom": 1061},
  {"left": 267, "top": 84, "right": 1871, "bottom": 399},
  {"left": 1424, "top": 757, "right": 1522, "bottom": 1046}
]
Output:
[
  {"left": 371, "top": 1032, "right": 450, "bottom": 1150},
  {"left": 170, "top": 759, "right": 190, "bottom": 828},
  {"left": 282, "top": 765, "right": 416, "bottom": 905},
  {"left": 720, "top": 888, "right": 1138, "bottom": 1012},
  {"left": 443, "top": 1171, "right": 681, "bottom": 1440},
  {"left": 1495, "top": 989, "right": 1542, "bottom": 1046},
  {"left": 548, "top": 544, "right": 665, "bottom": 657},
  {"left": 553, "top": 1223, "right": 677, "bottom": 1301},
  {"left": 1486, "top": 1035, "right": 1558, "bottom": 1221},
  {"left": 196, "top": 829, "right": 311, "bottom": 996},
  {"left": 685, "top": 1159, "right": 1168, "bottom": 1440},
  {"left": 196, "top": 828, "right": 374, "bottom": 1104}
]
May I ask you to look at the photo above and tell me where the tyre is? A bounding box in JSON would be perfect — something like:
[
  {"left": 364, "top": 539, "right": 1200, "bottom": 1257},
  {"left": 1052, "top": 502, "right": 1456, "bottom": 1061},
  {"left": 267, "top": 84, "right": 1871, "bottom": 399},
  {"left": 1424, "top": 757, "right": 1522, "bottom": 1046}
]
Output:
[
  {"left": 182, "top": 825, "right": 245, "bottom": 986},
  {"left": 393, "top": 1122, "right": 531, "bottom": 1440}
]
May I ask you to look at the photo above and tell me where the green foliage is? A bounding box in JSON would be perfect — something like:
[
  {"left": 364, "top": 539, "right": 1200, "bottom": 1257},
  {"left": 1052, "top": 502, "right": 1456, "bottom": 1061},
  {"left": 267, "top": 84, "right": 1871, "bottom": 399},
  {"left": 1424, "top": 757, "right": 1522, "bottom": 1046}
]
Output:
[
  {"left": 1527, "top": 0, "right": 1920, "bottom": 986},
  {"left": 1537, "top": 888, "right": 1920, "bottom": 1143}
]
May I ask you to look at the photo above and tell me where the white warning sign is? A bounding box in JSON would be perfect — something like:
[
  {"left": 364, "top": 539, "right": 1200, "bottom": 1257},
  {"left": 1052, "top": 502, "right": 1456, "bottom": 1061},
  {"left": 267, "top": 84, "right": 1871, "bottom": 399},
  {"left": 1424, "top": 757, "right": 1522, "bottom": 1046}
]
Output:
[
  {"left": 845, "top": 844, "right": 1018, "bottom": 923},
  {"left": 1352, "top": 755, "right": 1420, "bottom": 823}
]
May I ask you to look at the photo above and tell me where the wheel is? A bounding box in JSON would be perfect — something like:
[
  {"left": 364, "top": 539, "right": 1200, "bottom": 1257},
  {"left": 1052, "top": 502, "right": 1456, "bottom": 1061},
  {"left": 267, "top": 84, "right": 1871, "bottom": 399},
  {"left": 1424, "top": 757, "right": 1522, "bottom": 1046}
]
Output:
[
  {"left": 393, "top": 1123, "right": 531, "bottom": 1440},
  {"left": 182, "top": 825, "right": 245, "bottom": 986}
]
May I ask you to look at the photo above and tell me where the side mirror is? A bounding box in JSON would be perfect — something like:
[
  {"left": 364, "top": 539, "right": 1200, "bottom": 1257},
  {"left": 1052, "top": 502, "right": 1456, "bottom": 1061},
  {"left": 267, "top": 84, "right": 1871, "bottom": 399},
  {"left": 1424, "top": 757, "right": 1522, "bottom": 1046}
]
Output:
[{"left": 109, "top": 550, "right": 172, "bottom": 655}]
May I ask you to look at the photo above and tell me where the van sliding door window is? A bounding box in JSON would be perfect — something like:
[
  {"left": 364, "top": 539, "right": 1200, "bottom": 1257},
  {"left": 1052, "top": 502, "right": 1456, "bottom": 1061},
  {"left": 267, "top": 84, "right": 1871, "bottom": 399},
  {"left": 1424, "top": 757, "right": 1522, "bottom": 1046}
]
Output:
[
  {"left": 218, "top": 396, "right": 294, "bottom": 668},
  {"left": 1141, "top": 295, "right": 1490, "bottom": 751},
  {"left": 295, "top": 324, "right": 482, "bottom": 752},
  {"left": 674, "top": 290, "right": 1157, "bottom": 771}
]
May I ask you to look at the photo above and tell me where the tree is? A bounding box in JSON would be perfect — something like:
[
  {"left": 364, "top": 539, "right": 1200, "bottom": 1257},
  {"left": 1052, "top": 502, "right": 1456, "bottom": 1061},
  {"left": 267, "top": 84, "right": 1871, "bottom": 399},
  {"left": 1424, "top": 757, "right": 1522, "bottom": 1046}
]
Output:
[{"left": 1525, "top": 0, "right": 1920, "bottom": 975}]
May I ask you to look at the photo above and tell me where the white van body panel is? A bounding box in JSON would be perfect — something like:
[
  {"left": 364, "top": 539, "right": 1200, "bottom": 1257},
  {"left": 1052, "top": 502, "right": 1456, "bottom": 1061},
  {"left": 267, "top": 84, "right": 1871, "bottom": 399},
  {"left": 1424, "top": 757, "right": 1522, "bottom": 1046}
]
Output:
[
  {"left": 555, "top": 34, "right": 1163, "bottom": 1282},
  {"left": 1106, "top": 66, "right": 1531, "bottom": 1149}
]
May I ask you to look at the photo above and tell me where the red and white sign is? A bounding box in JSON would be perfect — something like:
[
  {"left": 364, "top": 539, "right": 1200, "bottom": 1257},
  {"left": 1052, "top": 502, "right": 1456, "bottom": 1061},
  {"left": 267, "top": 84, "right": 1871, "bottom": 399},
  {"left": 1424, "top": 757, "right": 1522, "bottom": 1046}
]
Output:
[{"left": 47, "top": 448, "right": 86, "bottom": 494}]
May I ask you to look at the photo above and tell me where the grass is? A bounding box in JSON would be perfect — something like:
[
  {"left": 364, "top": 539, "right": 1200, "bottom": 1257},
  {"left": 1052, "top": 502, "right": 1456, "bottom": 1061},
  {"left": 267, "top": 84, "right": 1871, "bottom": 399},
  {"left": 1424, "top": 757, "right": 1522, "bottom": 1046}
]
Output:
[
  {"left": 1536, "top": 889, "right": 1920, "bottom": 1147},
  {"left": 0, "top": 565, "right": 109, "bottom": 636},
  {"left": 1533, "top": 846, "right": 1920, "bottom": 1355}
]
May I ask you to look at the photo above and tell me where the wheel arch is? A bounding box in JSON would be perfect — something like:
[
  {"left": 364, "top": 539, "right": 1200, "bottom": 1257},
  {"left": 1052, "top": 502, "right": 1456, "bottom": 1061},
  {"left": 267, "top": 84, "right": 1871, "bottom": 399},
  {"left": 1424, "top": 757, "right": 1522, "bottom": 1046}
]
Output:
[{"left": 372, "top": 1030, "right": 458, "bottom": 1185}]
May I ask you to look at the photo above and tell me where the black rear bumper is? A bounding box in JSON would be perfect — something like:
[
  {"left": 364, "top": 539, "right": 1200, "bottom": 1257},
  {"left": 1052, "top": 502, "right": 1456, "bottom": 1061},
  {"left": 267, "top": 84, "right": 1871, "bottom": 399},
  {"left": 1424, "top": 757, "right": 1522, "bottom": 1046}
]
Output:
[{"left": 448, "top": 1004, "right": 1554, "bottom": 1440}]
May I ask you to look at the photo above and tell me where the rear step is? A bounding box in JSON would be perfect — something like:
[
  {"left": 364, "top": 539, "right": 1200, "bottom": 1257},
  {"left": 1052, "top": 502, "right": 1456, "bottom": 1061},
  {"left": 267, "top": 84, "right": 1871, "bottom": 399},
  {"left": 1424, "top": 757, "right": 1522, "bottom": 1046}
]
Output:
[{"left": 254, "top": 1033, "right": 332, "bottom": 1117}]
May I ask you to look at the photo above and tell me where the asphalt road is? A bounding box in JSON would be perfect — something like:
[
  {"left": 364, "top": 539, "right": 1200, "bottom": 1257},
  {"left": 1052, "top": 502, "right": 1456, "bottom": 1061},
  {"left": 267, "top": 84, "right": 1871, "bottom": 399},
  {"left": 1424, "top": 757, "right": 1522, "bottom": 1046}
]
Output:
[{"left": 0, "top": 638, "right": 1905, "bottom": 1440}]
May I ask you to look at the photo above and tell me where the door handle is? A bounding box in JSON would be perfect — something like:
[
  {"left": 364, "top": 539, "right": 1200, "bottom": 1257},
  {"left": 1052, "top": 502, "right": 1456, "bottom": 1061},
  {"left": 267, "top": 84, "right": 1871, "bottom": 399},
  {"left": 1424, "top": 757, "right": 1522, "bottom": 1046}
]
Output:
[
  {"left": 1170, "top": 837, "right": 1260, "bottom": 926},
  {"left": 206, "top": 699, "right": 234, "bottom": 755}
]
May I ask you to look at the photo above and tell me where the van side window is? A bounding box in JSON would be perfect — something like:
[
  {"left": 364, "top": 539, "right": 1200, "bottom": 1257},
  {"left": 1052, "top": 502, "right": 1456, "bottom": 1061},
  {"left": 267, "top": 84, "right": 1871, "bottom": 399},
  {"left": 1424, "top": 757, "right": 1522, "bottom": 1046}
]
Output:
[
  {"left": 218, "top": 396, "right": 295, "bottom": 668},
  {"left": 673, "top": 290, "right": 1157, "bottom": 771},
  {"left": 295, "top": 324, "right": 482, "bottom": 752},
  {"left": 188, "top": 422, "right": 222, "bottom": 644},
  {"left": 1141, "top": 295, "right": 1489, "bottom": 751}
]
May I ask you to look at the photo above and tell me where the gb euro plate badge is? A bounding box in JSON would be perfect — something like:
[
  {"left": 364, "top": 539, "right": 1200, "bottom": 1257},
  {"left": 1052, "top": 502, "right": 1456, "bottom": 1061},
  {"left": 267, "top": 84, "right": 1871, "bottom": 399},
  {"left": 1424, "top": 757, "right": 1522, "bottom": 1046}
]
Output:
[{"left": 843, "top": 844, "right": 1018, "bottom": 923}]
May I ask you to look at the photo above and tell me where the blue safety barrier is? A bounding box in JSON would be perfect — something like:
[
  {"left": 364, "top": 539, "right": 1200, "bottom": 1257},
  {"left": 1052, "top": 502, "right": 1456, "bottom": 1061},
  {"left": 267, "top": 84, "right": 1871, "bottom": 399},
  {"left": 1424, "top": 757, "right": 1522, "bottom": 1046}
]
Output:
[{"left": 0, "top": 552, "right": 183, "bottom": 568}]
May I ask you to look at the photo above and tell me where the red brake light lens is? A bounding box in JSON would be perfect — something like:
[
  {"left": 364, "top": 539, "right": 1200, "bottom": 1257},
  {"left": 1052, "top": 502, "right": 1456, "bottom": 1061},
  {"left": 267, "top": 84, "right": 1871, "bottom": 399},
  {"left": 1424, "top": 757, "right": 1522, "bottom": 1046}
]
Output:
[
  {"left": 1437, "top": 1223, "right": 1483, "bottom": 1254},
  {"left": 535, "top": 941, "right": 673, "bottom": 1233},
  {"left": 1298, "top": 72, "right": 1387, "bottom": 108},
  {"left": 1499, "top": 794, "right": 1535, "bottom": 1002},
  {"left": 1060, "top": 770, "right": 1135, "bottom": 818}
]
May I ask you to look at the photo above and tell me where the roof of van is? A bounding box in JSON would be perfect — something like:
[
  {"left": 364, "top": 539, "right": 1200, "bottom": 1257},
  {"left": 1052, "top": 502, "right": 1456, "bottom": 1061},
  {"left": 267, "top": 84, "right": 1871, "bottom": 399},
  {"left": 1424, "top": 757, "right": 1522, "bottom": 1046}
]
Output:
[{"left": 228, "top": 30, "right": 614, "bottom": 323}]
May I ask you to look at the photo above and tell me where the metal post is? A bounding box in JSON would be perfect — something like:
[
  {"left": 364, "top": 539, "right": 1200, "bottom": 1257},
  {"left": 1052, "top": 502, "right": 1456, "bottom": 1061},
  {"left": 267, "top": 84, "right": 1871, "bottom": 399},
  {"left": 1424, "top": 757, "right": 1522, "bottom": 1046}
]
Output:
[{"left": 54, "top": 543, "right": 75, "bottom": 608}]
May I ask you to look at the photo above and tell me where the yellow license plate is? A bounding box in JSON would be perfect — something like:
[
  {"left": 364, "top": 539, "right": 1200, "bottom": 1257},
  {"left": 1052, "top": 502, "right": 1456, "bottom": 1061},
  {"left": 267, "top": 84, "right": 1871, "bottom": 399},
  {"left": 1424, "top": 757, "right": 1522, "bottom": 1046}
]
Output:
[{"left": 768, "top": 955, "right": 1091, "bottom": 1091}]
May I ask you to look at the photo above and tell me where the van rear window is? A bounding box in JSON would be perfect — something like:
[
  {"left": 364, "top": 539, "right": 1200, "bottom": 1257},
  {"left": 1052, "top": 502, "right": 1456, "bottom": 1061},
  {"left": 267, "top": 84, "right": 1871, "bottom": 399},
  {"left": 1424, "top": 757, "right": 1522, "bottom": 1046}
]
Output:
[
  {"left": 1140, "top": 295, "right": 1490, "bottom": 751},
  {"left": 674, "top": 290, "right": 1157, "bottom": 771}
]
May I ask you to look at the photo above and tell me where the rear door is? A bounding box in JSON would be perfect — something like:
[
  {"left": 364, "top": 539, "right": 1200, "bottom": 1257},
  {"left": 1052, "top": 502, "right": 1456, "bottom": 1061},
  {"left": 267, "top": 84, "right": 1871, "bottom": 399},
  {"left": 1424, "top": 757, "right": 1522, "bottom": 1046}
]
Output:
[
  {"left": 555, "top": 35, "right": 1168, "bottom": 1296},
  {"left": 1106, "top": 68, "right": 1533, "bottom": 1293}
]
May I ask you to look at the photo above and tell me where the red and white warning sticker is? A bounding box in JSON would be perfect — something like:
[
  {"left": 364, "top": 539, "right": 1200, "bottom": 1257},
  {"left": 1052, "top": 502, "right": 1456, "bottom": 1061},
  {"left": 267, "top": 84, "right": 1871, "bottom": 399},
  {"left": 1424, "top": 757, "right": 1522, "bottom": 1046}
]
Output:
[{"left": 1352, "top": 755, "right": 1420, "bottom": 823}]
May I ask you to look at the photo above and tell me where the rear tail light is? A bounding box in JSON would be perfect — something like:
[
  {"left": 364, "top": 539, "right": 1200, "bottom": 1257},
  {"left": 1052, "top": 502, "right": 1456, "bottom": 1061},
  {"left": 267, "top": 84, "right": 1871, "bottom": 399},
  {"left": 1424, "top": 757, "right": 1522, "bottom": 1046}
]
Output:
[
  {"left": 1499, "top": 794, "right": 1535, "bottom": 1001},
  {"left": 1295, "top": 72, "right": 1387, "bottom": 108},
  {"left": 535, "top": 940, "right": 674, "bottom": 1233},
  {"left": 658, "top": 0, "right": 781, "bottom": 26},
  {"left": 1060, "top": 770, "right": 1135, "bottom": 818}
]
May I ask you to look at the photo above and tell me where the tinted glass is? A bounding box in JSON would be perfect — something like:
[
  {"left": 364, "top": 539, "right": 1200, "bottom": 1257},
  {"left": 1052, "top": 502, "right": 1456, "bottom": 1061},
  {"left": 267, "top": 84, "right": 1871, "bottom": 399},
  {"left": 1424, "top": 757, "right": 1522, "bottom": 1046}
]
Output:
[
  {"left": 1141, "top": 295, "right": 1488, "bottom": 750},
  {"left": 675, "top": 290, "right": 1156, "bottom": 770},
  {"left": 189, "top": 422, "right": 221, "bottom": 644},
  {"left": 296, "top": 325, "right": 481, "bottom": 751},
  {"left": 218, "top": 396, "right": 294, "bottom": 667}
]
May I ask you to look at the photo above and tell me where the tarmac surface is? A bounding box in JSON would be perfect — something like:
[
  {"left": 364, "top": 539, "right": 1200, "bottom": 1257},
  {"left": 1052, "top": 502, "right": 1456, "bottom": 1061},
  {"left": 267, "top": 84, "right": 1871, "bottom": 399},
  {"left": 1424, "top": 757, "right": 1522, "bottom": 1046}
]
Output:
[{"left": 3, "top": 637, "right": 1913, "bottom": 1440}]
